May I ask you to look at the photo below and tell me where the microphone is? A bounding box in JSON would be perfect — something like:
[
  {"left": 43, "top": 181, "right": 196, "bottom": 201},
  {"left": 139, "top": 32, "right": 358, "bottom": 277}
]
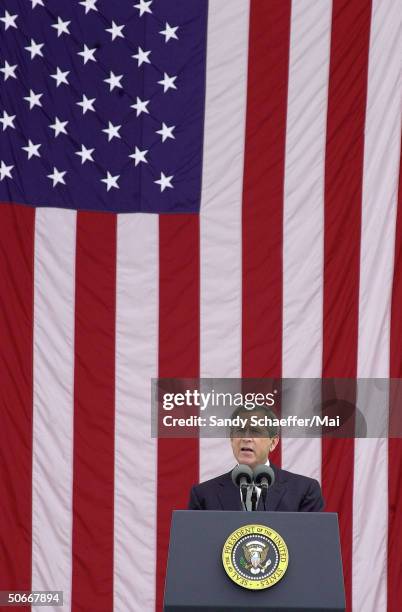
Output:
[
  {"left": 253, "top": 465, "right": 275, "bottom": 508},
  {"left": 231, "top": 464, "right": 253, "bottom": 507}
]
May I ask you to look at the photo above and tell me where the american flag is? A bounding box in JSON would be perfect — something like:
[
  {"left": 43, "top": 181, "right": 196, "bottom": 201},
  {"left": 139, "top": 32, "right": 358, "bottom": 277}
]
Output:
[{"left": 0, "top": 1, "right": 401, "bottom": 611}]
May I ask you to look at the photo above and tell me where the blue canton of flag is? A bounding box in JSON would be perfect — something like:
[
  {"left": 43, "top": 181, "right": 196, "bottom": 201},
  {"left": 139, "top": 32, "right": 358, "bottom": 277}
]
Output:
[{"left": 0, "top": 0, "right": 208, "bottom": 212}]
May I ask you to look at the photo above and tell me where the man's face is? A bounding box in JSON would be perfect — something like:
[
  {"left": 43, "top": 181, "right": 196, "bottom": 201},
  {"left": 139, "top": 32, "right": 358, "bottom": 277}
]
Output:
[{"left": 230, "top": 412, "right": 279, "bottom": 469}]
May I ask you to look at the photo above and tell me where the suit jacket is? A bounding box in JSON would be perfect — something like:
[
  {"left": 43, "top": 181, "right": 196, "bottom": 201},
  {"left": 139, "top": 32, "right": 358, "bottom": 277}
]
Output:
[{"left": 188, "top": 464, "right": 324, "bottom": 512}]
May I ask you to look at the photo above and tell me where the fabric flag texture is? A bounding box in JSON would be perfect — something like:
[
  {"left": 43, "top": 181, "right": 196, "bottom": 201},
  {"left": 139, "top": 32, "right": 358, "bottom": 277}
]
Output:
[{"left": 0, "top": 1, "right": 401, "bottom": 611}]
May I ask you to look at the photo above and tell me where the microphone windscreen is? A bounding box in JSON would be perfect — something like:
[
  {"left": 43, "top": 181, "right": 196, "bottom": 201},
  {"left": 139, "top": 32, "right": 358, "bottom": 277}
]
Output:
[
  {"left": 253, "top": 464, "right": 275, "bottom": 488},
  {"left": 231, "top": 464, "right": 253, "bottom": 487}
]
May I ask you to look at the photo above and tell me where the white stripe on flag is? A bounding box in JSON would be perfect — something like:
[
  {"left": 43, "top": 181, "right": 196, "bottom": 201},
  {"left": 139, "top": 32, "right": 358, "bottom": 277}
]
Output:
[
  {"left": 199, "top": 0, "right": 249, "bottom": 482},
  {"left": 281, "top": 0, "right": 332, "bottom": 480},
  {"left": 114, "top": 214, "right": 158, "bottom": 611},
  {"left": 353, "top": 1, "right": 402, "bottom": 610},
  {"left": 32, "top": 209, "right": 76, "bottom": 612}
]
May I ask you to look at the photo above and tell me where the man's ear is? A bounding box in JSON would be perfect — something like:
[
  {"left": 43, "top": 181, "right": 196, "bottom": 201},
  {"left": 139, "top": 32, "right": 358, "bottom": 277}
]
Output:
[{"left": 270, "top": 436, "right": 280, "bottom": 452}]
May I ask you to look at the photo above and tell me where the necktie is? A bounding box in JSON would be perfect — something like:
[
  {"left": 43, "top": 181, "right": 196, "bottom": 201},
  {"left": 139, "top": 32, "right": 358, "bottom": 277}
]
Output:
[{"left": 244, "top": 484, "right": 261, "bottom": 511}]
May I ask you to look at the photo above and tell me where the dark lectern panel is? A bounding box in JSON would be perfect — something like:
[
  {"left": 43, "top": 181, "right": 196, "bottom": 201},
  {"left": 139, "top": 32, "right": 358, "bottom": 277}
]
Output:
[{"left": 164, "top": 511, "right": 345, "bottom": 611}]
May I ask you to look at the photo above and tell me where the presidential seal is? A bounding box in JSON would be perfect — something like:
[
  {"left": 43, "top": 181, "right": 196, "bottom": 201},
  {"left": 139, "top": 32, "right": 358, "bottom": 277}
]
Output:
[{"left": 222, "top": 524, "right": 289, "bottom": 590}]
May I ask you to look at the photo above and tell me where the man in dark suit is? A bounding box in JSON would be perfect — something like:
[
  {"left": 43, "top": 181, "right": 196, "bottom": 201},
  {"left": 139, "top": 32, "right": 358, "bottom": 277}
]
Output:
[{"left": 188, "top": 405, "right": 324, "bottom": 512}]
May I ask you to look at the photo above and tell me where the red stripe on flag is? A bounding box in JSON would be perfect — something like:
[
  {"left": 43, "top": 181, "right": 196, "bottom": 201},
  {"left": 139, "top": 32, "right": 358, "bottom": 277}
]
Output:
[
  {"left": 242, "top": 0, "right": 291, "bottom": 466},
  {"left": 388, "top": 138, "right": 402, "bottom": 612},
  {"left": 72, "top": 212, "right": 117, "bottom": 611},
  {"left": 157, "top": 215, "right": 199, "bottom": 612},
  {"left": 322, "top": 2, "right": 372, "bottom": 610},
  {"left": 0, "top": 204, "right": 34, "bottom": 612}
]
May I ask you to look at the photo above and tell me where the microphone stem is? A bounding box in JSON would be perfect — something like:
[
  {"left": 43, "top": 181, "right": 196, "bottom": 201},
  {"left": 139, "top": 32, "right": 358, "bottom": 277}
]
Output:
[
  {"left": 241, "top": 485, "right": 247, "bottom": 506},
  {"left": 262, "top": 486, "right": 267, "bottom": 511},
  {"left": 251, "top": 486, "right": 257, "bottom": 511}
]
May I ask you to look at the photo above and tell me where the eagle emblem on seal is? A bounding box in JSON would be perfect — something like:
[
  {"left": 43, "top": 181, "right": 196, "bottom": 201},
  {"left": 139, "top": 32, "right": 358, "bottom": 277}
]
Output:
[{"left": 242, "top": 540, "right": 272, "bottom": 575}]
